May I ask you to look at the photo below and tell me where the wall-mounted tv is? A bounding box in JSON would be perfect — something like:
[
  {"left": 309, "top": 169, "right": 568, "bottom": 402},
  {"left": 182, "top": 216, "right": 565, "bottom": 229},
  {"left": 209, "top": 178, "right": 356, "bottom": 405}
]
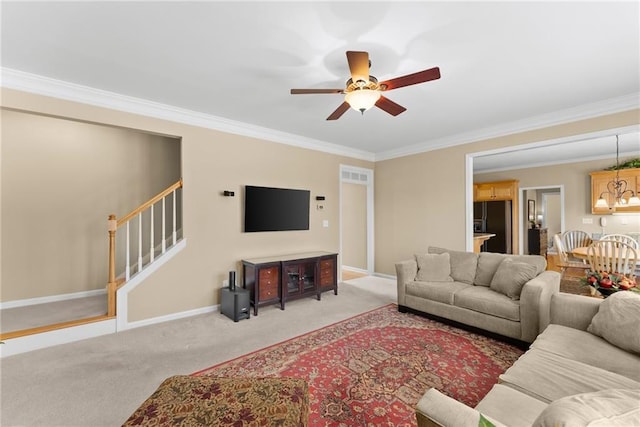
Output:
[{"left": 244, "top": 185, "right": 310, "bottom": 232}]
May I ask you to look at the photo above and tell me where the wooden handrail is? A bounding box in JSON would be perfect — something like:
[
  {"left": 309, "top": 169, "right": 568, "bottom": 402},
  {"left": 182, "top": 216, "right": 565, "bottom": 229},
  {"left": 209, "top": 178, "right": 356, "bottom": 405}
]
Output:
[
  {"left": 107, "top": 178, "right": 183, "bottom": 317},
  {"left": 117, "top": 179, "right": 183, "bottom": 227}
]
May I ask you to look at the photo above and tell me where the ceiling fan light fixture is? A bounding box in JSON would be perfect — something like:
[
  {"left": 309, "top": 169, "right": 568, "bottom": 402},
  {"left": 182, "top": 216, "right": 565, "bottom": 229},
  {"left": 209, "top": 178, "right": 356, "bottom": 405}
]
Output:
[{"left": 345, "top": 89, "right": 381, "bottom": 114}]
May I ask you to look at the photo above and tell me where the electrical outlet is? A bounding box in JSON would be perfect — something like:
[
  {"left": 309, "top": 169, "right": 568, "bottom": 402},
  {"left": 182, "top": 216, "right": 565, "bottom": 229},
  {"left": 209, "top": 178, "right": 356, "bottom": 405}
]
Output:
[
  {"left": 582, "top": 218, "right": 593, "bottom": 224},
  {"left": 222, "top": 279, "right": 228, "bottom": 287},
  {"left": 620, "top": 216, "right": 628, "bottom": 225}
]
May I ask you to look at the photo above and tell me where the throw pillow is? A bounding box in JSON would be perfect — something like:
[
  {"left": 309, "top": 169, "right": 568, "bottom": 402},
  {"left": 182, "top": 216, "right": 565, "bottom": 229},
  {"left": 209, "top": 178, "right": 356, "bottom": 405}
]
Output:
[
  {"left": 532, "top": 389, "right": 640, "bottom": 427},
  {"left": 489, "top": 258, "right": 538, "bottom": 300},
  {"left": 587, "top": 291, "right": 640, "bottom": 354},
  {"left": 428, "top": 246, "right": 478, "bottom": 284},
  {"left": 415, "top": 253, "right": 453, "bottom": 282}
]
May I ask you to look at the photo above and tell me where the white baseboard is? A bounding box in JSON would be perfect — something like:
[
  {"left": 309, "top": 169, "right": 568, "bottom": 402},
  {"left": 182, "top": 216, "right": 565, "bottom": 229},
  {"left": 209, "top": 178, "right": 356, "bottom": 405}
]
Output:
[
  {"left": 122, "top": 304, "right": 219, "bottom": 331},
  {"left": 373, "top": 272, "right": 396, "bottom": 280},
  {"left": 0, "top": 288, "right": 107, "bottom": 310},
  {"left": 342, "top": 265, "right": 369, "bottom": 274},
  {"left": 0, "top": 318, "right": 116, "bottom": 358}
]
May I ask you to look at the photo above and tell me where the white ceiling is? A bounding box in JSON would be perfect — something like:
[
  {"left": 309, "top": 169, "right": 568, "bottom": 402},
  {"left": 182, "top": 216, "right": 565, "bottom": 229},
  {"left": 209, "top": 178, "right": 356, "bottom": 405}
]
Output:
[{"left": 1, "top": 1, "right": 639, "bottom": 165}]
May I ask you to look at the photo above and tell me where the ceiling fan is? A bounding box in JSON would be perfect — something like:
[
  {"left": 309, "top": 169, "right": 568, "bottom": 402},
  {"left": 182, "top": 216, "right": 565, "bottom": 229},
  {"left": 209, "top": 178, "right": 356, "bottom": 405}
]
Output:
[{"left": 290, "top": 51, "right": 441, "bottom": 120}]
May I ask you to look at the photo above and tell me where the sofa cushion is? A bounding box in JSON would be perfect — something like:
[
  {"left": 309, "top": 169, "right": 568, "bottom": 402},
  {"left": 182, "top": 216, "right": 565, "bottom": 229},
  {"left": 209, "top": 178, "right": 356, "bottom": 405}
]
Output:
[
  {"left": 508, "top": 255, "right": 547, "bottom": 275},
  {"left": 499, "top": 348, "right": 640, "bottom": 403},
  {"left": 406, "top": 281, "right": 471, "bottom": 305},
  {"left": 489, "top": 258, "right": 538, "bottom": 300},
  {"left": 475, "top": 384, "right": 548, "bottom": 427},
  {"left": 587, "top": 291, "right": 640, "bottom": 354},
  {"left": 474, "top": 252, "right": 506, "bottom": 287},
  {"left": 531, "top": 389, "right": 640, "bottom": 427},
  {"left": 454, "top": 286, "right": 520, "bottom": 321},
  {"left": 428, "top": 246, "right": 478, "bottom": 284},
  {"left": 475, "top": 253, "right": 547, "bottom": 287},
  {"left": 532, "top": 324, "right": 640, "bottom": 382},
  {"left": 415, "top": 253, "right": 453, "bottom": 282}
]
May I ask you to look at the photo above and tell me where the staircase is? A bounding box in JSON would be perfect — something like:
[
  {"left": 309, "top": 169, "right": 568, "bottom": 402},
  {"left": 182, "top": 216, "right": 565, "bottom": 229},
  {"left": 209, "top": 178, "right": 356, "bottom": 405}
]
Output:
[{"left": 0, "top": 180, "right": 184, "bottom": 356}]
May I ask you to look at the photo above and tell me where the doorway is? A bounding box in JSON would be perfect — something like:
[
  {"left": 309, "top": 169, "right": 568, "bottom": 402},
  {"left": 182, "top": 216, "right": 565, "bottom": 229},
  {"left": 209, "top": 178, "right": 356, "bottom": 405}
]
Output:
[
  {"left": 339, "top": 165, "right": 374, "bottom": 280},
  {"left": 519, "top": 186, "right": 564, "bottom": 255}
]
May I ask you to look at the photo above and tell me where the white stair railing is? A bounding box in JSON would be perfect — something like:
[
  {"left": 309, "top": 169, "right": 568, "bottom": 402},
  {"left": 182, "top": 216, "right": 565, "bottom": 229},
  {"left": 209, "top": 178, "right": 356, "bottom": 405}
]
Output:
[{"left": 107, "top": 179, "right": 183, "bottom": 316}]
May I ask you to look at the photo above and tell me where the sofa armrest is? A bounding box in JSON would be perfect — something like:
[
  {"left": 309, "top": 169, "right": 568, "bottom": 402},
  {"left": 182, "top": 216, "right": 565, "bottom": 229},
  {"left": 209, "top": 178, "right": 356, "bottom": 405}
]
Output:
[
  {"left": 550, "top": 292, "right": 601, "bottom": 331},
  {"left": 416, "top": 388, "right": 505, "bottom": 427},
  {"left": 395, "top": 259, "right": 417, "bottom": 306},
  {"left": 519, "top": 270, "right": 560, "bottom": 343}
]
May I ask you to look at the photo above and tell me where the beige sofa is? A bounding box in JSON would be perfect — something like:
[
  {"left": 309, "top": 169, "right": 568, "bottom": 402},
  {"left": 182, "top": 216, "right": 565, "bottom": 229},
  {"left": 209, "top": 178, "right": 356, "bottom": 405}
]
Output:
[
  {"left": 396, "top": 247, "right": 560, "bottom": 343},
  {"left": 416, "top": 292, "right": 640, "bottom": 426}
]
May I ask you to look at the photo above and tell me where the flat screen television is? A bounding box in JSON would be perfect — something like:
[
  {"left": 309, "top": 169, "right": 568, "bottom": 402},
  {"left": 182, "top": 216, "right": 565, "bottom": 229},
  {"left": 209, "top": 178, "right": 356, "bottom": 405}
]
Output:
[{"left": 244, "top": 186, "right": 310, "bottom": 232}]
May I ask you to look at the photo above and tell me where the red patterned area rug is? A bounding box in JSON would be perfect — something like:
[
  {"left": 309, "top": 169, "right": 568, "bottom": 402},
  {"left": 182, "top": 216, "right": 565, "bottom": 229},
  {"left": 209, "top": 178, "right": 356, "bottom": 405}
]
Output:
[{"left": 194, "top": 304, "right": 524, "bottom": 426}]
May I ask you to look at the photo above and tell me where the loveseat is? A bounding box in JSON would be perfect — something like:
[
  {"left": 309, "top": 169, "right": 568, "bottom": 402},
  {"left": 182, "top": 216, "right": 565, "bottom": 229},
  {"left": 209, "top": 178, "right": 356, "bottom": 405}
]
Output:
[
  {"left": 396, "top": 247, "right": 560, "bottom": 343},
  {"left": 416, "top": 292, "right": 640, "bottom": 426}
]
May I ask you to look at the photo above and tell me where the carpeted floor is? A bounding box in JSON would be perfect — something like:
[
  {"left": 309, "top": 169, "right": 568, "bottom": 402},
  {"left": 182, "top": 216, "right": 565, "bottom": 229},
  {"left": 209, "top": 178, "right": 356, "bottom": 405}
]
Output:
[
  {"left": 0, "top": 276, "right": 397, "bottom": 426},
  {"left": 195, "top": 304, "right": 523, "bottom": 426}
]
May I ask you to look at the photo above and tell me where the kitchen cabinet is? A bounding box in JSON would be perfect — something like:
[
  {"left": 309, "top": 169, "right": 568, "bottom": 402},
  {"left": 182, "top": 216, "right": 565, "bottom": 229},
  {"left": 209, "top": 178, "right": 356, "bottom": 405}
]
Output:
[
  {"left": 590, "top": 168, "right": 640, "bottom": 214},
  {"left": 474, "top": 180, "right": 517, "bottom": 201}
]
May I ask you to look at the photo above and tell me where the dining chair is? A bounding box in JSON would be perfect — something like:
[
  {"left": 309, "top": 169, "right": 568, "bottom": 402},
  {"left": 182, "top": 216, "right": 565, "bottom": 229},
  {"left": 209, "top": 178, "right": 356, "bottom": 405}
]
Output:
[
  {"left": 586, "top": 240, "right": 638, "bottom": 276},
  {"left": 553, "top": 234, "right": 590, "bottom": 279},
  {"left": 601, "top": 233, "right": 640, "bottom": 249},
  {"left": 561, "top": 230, "right": 593, "bottom": 262}
]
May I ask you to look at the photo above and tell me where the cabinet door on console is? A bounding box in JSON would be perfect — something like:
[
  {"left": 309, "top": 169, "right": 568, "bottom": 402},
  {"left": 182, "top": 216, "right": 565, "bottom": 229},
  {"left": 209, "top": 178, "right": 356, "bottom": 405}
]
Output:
[{"left": 283, "top": 261, "right": 316, "bottom": 297}]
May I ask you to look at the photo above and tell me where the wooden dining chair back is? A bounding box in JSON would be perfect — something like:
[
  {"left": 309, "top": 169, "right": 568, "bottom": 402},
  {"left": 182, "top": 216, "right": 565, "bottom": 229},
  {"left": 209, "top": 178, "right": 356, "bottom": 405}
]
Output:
[
  {"left": 561, "top": 230, "right": 593, "bottom": 262},
  {"left": 586, "top": 240, "right": 638, "bottom": 276},
  {"left": 553, "top": 233, "right": 589, "bottom": 279},
  {"left": 601, "top": 234, "right": 640, "bottom": 249}
]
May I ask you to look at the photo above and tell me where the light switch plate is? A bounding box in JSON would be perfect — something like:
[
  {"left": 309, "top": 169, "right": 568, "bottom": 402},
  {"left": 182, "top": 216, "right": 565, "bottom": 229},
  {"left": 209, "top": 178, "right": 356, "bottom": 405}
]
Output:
[
  {"left": 322, "top": 220, "right": 329, "bottom": 228},
  {"left": 582, "top": 218, "right": 593, "bottom": 224}
]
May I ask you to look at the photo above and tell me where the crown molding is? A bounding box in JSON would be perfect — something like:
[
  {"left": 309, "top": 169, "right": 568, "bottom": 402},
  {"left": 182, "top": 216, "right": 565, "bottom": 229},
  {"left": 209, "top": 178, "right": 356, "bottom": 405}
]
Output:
[
  {"left": 0, "top": 68, "right": 376, "bottom": 162},
  {"left": 374, "top": 92, "right": 640, "bottom": 161},
  {"left": 3, "top": 67, "right": 637, "bottom": 165}
]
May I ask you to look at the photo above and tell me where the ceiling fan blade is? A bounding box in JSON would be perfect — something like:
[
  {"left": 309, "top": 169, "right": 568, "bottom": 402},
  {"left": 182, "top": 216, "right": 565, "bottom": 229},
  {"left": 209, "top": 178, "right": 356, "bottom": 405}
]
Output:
[
  {"left": 379, "top": 67, "right": 441, "bottom": 91},
  {"left": 346, "top": 51, "right": 370, "bottom": 83},
  {"left": 291, "top": 88, "right": 344, "bottom": 94},
  {"left": 375, "top": 96, "right": 407, "bottom": 116},
  {"left": 326, "top": 102, "right": 350, "bottom": 121}
]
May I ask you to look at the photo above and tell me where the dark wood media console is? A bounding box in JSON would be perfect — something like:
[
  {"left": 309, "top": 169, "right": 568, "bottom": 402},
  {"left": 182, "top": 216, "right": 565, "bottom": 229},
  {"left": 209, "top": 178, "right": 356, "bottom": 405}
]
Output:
[{"left": 242, "top": 251, "right": 338, "bottom": 315}]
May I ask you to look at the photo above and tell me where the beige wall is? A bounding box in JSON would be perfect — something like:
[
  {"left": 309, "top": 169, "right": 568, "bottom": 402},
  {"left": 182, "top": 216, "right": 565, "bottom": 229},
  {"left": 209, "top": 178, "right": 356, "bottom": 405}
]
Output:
[
  {"left": 475, "top": 157, "right": 640, "bottom": 240},
  {"left": 2, "top": 88, "right": 638, "bottom": 320},
  {"left": 341, "top": 182, "right": 367, "bottom": 270},
  {"left": 0, "top": 88, "right": 373, "bottom": 322},
  {"left": 1, "top": 109, "right": 180, "bottom": 301},
  {"left": 375, "top": 110, "right": 640, "bottom": 276}
]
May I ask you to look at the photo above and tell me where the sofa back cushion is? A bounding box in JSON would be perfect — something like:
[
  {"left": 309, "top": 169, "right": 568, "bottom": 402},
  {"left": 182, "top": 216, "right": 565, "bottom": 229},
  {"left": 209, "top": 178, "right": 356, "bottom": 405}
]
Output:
[
  {"left": 428, "top": 246, "right": 478, "bottom": 284},
  {"left": 474, "top": 252, "right": 506, "bottom": 286},
  {"left": 415, "top": 253, "right": 453, "bottom": 282},
  {"left": 474, "top": 253, "right": 546, "bottom": 287},
  {"left": 587, "top": 291, "right": 640, "bottom": 354},
  {"left": 532, "top": 389, "right": 640, "bottom": 427},
  {"left": 489, "top": 258, "right": 538, "bottom": 300}
]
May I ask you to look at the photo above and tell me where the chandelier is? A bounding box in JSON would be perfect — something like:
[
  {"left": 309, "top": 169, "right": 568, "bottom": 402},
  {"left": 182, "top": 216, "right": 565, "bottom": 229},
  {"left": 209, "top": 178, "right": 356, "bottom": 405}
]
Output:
[{"left": 594, "top": 135, "right": 640, "bottom": 209}]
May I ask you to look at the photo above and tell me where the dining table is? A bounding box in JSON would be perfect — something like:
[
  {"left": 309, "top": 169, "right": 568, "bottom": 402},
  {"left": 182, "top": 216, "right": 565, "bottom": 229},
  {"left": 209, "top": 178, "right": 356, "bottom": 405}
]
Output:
[
  {"left": 570, "top": 246, "right": 638, "bottom": 261},
  {"left": 570, "top": 246, "right": 640, "bottom": 275}
]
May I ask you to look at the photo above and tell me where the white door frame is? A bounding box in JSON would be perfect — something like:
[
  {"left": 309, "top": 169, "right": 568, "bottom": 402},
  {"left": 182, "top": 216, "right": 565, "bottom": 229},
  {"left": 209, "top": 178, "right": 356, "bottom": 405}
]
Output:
[{"left": 339, "top": 165, "right": 374, "bottom": 280}]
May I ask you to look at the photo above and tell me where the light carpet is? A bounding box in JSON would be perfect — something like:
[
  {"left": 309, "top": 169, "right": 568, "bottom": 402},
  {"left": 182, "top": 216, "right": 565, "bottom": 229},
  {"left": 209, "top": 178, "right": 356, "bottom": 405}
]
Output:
[{"left": 0, "top": 276, "right": 395, "bottom": 426}]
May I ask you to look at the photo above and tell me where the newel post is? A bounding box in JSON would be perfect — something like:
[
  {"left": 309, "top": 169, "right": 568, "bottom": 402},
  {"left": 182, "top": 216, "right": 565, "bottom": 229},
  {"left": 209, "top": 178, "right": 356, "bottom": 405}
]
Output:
[{"left": 107, "top": 214, "right": 117, "bottom": 317}]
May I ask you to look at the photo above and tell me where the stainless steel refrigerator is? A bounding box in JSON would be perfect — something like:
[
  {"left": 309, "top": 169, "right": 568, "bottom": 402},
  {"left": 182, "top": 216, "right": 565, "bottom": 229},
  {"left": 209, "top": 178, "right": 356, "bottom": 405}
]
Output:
[{"left": 473, "top": 200, "right": 512, "bottom": 253}]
